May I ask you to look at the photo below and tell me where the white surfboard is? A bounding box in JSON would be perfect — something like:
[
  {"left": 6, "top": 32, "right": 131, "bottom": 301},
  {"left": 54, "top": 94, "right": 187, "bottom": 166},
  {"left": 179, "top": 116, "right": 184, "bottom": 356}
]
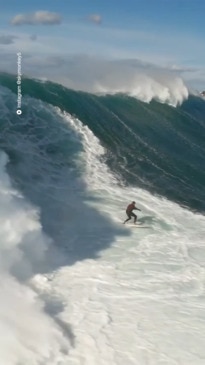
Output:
[{"left": 126, "top": 223, "right": 149, "bottom": 228}]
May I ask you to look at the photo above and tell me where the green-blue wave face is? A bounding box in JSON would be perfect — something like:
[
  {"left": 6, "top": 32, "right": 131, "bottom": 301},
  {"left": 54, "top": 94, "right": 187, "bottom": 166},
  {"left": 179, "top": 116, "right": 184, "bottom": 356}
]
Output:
[{"left": 0, "top": 73, "right": 205, "bottom": 214}]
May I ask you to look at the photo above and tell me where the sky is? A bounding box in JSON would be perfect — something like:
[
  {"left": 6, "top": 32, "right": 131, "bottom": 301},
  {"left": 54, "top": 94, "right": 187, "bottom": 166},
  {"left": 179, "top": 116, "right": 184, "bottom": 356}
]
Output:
[{"left": 0, "top": 0, "right": 205, "bottom": 92}]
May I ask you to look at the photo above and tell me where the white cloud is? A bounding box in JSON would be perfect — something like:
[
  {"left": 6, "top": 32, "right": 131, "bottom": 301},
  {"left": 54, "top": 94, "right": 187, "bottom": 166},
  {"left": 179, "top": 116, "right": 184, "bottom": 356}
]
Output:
[
  {"left": 0, "top": 22, "right": 204, "bottom": 93},
  {"left": 10, "top": 11, "right": 62, "bottom": 26},
  {"left": 88, "top": 14, "right": 102, "bottom": 25}
]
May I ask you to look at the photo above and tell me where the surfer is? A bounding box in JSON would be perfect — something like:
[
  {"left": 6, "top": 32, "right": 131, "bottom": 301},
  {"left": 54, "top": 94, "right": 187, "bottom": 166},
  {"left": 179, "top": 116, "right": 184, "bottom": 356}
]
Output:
[{"left": 123, "top": 201, "right": 141, "bottom": 224}]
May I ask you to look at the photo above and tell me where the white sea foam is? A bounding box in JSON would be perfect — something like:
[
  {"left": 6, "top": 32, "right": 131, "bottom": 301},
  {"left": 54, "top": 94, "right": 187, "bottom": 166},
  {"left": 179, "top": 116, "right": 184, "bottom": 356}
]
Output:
[
  {"left": 51, "top": 110, "right": 205, "bottom": 364},
  {"left": 0, "top": 152, "right": 69, "bottom": 364},
  {"left": 92, "top": 63, "right": 189, "bottom": 106}
]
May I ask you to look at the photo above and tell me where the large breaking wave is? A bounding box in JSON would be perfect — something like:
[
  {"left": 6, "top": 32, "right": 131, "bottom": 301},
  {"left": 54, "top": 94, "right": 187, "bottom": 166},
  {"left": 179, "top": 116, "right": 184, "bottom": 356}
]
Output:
[{"left": 0, "top": 73, "right": 205, "bottom": 365}]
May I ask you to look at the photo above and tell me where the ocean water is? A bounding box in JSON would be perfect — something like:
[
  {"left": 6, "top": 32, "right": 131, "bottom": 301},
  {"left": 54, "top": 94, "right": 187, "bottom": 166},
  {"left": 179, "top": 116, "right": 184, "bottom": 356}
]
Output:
[{"left": 0, "top": 73, "right": 205, "bottom": 365}]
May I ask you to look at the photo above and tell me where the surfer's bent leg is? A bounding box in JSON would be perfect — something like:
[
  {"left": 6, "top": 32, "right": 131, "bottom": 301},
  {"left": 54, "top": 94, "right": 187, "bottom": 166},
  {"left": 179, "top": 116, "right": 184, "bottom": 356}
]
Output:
[
  {"left": 123, "top": 212, "right": 132, "bottom": 224},
  {"left": 131, "top": 212, "right": 137, "bottom": 223}
]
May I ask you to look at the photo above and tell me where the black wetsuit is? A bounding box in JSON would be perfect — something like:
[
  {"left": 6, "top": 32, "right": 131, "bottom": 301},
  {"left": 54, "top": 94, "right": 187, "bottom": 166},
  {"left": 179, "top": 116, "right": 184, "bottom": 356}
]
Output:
[{"left": 124, "top": 203, "right": 137, "bottom": 223}]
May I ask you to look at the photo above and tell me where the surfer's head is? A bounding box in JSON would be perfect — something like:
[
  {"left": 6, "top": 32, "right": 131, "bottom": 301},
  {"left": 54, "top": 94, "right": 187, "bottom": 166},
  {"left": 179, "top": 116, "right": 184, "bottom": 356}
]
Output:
[{"left": 132, "top": 201, "right": 136, "bottom": 204}]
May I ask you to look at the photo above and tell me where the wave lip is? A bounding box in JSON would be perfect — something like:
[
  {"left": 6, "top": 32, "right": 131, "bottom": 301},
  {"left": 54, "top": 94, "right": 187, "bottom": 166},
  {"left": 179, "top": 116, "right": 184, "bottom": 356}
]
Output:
[
  {"left": 0, "top": 55, "right": 190, "bottom": 106},
  {"left": 70, "top": 58, "right": 190, "bottom": 106},
  {"left": 95, "top": 72, "right": 189, "bottom": 106}
]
